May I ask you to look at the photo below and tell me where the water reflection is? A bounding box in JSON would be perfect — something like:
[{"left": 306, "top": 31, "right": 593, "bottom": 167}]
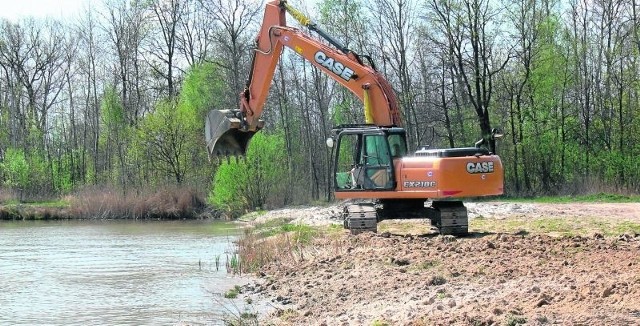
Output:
[{"left": 0, "top": 220, "right": 244, "bottom": 325}]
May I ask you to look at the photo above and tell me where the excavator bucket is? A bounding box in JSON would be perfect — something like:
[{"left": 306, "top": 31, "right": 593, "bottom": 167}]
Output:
[{"left": 205, "top": 110, "right": 257, "bottom": 157}]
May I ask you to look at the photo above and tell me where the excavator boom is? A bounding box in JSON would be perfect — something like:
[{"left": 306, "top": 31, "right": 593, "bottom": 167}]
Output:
[{"left": 205, "top": 0, "right": 401, "bottom": 157}]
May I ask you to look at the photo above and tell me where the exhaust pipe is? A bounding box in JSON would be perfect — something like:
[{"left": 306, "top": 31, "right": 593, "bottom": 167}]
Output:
[{"left": 205, "top": 110, "right": 261, "bottom": 157}]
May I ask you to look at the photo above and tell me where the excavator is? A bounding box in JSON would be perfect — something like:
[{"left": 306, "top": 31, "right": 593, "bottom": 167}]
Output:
[{"left": 205, "top": 0, "right": 504, "bottom": 235}]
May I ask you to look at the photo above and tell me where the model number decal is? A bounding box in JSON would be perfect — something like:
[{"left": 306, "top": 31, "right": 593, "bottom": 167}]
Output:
[
  {"left": 314, "top": 51, "right": 354, "bottom": 81},
  {"left": 467, "top": 161, "right": 494, "bottom": 174},
  {"left": 404, "top": 181, "right": 436, "bottom": 188}
]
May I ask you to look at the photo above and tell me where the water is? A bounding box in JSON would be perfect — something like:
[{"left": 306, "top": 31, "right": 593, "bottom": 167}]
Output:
[{"left": 0, "top": 220, "right": 245, "bottom": 325}]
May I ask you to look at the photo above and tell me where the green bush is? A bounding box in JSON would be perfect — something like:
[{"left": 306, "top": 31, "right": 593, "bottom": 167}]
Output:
[
  {"left": 209, "top": 132, "right": 288, "bottom": 216},
  {"left": 224, "top": 285, "right": 241, "bottom": 299},
  {"left": 1, "top": 148, "right": 29, "bottom": 200}
]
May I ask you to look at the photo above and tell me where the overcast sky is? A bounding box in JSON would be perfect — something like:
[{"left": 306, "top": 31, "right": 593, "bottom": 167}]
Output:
[
  {"left": 0, "top": 0, "right": 321, "bottom": 22},
  {"left": 0, "top": 0, "right": 89, "bottom": 21}
]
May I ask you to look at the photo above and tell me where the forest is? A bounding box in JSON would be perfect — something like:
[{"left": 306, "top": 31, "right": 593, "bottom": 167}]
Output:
[{"left": 0, "top": 0, "right": 639, "bottom": 215}]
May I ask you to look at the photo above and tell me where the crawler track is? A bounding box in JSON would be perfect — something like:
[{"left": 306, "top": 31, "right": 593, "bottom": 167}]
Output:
[{"left": 343, "top": 200, "right": 469, "bottom": 236}]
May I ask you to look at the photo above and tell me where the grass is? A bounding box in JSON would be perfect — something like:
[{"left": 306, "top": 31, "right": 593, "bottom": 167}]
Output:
[
  {"left": 505, "top": 314, "right": 527, "bottom": 326},
  {"left": 0, "top": 203, "right": 70, "bottom": 220},
  {"left": 1, "top": 199, "right": 69, "bottom": 208},
  {"left": 612, "top": 221, "right": 640, "bottom": 235},
  {"left": 221, "top": 306, "right": 258, "bottom": 326},
  {"left": 0, "top": 198, "right": 72, "bottom": 220},
  {"left": 240, "top": 312, "right": 257, "bottom": 320},
  {"left": 277, "top": 308, "right": 299, "bottom": 321},
  {"left": 224, "top": 285, "right": 242, "bottom": 299},
  {"left": 327, "top": 223, "right": 345, "bottom": 233},
  {"left": 408, "top": 260, "right": 441, "bottom": 274},
  {"left": 253, "top": 217, "right": 293, "bottom": 230},
  {"left": 435, "top": 288, "right": 448, "bottom": 299},
  {"left": 371, "top": 320, "right": 390, "bottom": 326},
  {"left": 231, "top": 218, "right": 346, "bottom": 274},
  {"left": 259, "top": 223, "right": 318, "bottom": 244},
  {"left": 378, "top": 220, "right": 434, "bottom": 235},
  {"left": 471, "top": 216, "right": 640, "bottom": 237},
  {"left": 252, "top": 218, "right": 318, "bottom": 244},
  {"left": 272, "top": 223, "right": 317, "bottom": 243},
  {"left": 238, "top": 210, "right": 268, "bottom": 221},
  {"left": 530, "top": 218, "right": 573, "bottom": 234},
  {"left": 501, "top": 192, "right": 640, "bottom": 203},
  {"left": 227, "top": 254, "right": 240, "bottom": 272},
  {"left": 471, "top": 218, "right": 523, "bottom": 234},
  {"left": 353, "top": 205, "right": 640, "bottom": 238},
  {"left": 27, "top": 200, "right": 69, "bottom": 208}
]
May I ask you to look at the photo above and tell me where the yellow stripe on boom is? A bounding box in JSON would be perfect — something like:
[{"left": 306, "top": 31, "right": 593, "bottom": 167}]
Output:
[
  {"left": 363, "top": 87, "right": 374, "bottom": 124},
  {"left": 282, "top": 1, "right": 311, "bottom": 27}
]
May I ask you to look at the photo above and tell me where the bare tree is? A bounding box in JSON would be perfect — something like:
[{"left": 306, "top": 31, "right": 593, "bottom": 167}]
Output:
[
  {"left": 177, "top": 0, "right": 216, "bottom": 66},
  {"left": 0, "top": 19, "right": 68, "bottom": 150},
  {"left": 103, "top": 0, "right": 148, "bottom": 125},
  {"left": 76, "top": 4, "right": 104, "bottom": 184},
  {"left": 429, "top": 0, "right": 510, "bottom": 153},
  {"left": 146, "top": 0, "right": 186, "bottom": 99},
  {"left": 201, "top": 0, "right": 262, "bottom": 106},
  {"left": 368, "top": 0, "right": 421, "bottom": 148}
]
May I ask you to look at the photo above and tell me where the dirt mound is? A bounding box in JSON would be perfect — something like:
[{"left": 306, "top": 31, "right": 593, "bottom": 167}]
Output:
[
  {"left": 466, "top": 202, "right": 536, "bottom": 219},
  {"left": 241, "top": 202, "right": 640, "bottom": 325},
  {"left": 247, "top": 232, "right": 640, "bottom": 325},
  {"left": 250, "top": 205, "right": 343, "bottom": 226}
]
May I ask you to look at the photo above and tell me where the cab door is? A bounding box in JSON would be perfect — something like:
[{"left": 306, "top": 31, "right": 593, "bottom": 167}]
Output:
[{"left": 333, "top": 131, "right": 395, "bottom": 191}]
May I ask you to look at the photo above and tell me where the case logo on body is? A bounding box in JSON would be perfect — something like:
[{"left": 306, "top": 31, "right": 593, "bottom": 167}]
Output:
[
  {"left": 466, "top": 161, "right": 494, "bottom": 174},
  {"left": 314, "top": 51, "right": 354, "bottom": 81}
]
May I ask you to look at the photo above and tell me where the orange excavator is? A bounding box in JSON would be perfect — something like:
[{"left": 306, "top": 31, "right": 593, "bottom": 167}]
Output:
[{"left": 205, "top": 0, "right": 504, "bottom": 235}]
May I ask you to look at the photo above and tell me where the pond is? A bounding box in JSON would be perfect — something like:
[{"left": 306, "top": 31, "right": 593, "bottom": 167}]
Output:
[{"left": 0, "top": 220, "right": 247, "bottom": 325}]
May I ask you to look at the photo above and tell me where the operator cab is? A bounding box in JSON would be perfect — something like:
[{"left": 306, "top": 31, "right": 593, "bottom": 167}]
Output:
[{"left": 329, "top": 125, "right": 407, "bottom": 191}]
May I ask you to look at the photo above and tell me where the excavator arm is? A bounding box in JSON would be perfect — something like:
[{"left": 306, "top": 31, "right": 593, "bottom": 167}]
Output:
[{"left": 206, "top": 0, "right": 402, "bottom": 157}]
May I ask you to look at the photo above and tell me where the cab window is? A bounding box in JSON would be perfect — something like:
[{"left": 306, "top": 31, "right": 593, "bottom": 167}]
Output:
[
  {"left": 388, "top": 134, "right": 407, "bottom": 158},
  {"left": 362, "top": 135, "right": 391, "bottom": 166}
]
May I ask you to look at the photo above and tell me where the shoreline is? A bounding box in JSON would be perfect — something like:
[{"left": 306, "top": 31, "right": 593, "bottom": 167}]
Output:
[
  {"left": 0, "top": 204, "right": 72, "bottom": 221},
  {"left": 0, "top": 203, "right": 222, "bottom": 221}
]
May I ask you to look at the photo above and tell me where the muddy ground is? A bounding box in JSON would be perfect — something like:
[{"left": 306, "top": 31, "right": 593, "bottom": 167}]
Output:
[{"left": 240, "top": 202, "right": 640, "bottom": 325}]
